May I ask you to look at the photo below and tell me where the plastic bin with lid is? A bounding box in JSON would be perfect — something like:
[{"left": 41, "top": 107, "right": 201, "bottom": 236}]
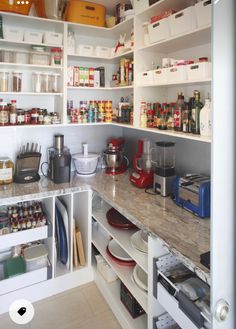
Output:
[{"left": 24, "top": 244, "right": 48, "bottom": 272}]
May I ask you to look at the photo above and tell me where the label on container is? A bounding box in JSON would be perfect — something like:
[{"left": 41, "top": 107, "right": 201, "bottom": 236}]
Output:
[
  {"left": 0, "top": 168, "right": 12, "bottom": 181},
  {"left": 10, "top": 113, "right": 17, "bottom": 125},
  {"left": 0, "top": 111, "right": 9, "bottom": 124}
]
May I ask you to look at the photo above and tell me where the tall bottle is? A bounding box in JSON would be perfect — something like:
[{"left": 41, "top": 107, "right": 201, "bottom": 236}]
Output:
[
  {"left": 191, "top": 90, "right": 203, "bottom": 134},
  {"left": 140, "top": 102, "right": 147, "bottom": 128},
  {"left": 174, "top": 92, "right": 185, "bottom": 131},
  {"left": 200, "top": 97, "right": 211, "bottom": 137}
]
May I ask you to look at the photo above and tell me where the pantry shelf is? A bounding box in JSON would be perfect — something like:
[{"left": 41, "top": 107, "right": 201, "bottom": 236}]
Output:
[
  {"left": 67, "top": 49, "right": 133, "bottom": 62},
  {"left": 0, "top": 63, "right": 63, "bottom": 70},
  {"left": 137, "top": 78, "right": 212, "bottom": 88},
  {"left": 67, "top": 86, "right": 133, "bottom": 91},
  {"left": 137, "top": 25, "right": 211, "bottom": 53},
  {"left": 0, "top": 38, "right": 64, "bottom": 49},
  {"left": 92, "top": 224, "right": 148, "bottom": 313},
  {"left": 0, "top": 92, "right": 63, "bottom": 96}
]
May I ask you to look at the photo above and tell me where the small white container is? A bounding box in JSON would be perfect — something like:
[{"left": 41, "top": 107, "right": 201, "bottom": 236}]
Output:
[
  {"left": 137, "top": 71, "right": 154, "bottom": 86},
  {"left": 134, "top": 0, "right": 149, "bottom": 15},
  {"left": 32, "top": 72, "right": 42, "bottom": 93},
  {"left": 94, "top": 46, "right": 110, "bottom": 58},
  {"left": 77, "top": 45, "right": 94, "bottom": 57},
  {"left": 148, "top": 18, "right": 170, "bottom": 44},
  {"left": 24, "top": 31, "right": 43, "bottom": 44},
  {"left": 95, "top": 254, "right": 118, "bottom": 283},
  {"left": 195, "top": 0, "right": 212, "bottom": 28},
  {"left": 13, "top": 51, "right": 29, "bottom": 64},
  {"left": 167, "top": 65, "right": 188, "bottom": 83},
  {"left": 3, "top": 26, "right": 23, "bottom": 41},
  {"left": 24, "top": 244, "right": 48, "bottom": 272},
  {"left": 169, "top": 6, "right": 197, "bottom": 37},
  {"left": 43, "top": 32, "right": 63, "bottom": 45},
  {"left": 187, "top": 62, "right": 212, "bottom": 81},
  {"left": 153, "top": 68, "right": 168, "bottom": 85}
]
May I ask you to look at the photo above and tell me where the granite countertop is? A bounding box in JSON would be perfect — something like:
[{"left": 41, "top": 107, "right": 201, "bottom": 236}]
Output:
[{"left": 0, "top": 171, "right": 210, "bottom": 284}]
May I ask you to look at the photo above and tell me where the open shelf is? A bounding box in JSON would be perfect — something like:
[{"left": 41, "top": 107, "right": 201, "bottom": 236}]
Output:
[
  {"left": 0, "top": 63, "right": 63, "bottom": 70},
  {"left": 67, "top": 86, "right": 133, "bottom": 91},
  {"left": 0, "top": 38, "right": 64, "bottom": 48},
  {"left": 92, "top": 224, "right": 148, "bottom": 313},
  {"left": 137, "top": 78, "right": 212, "bottom": 88},
  {"left": 93, "top": 202, "right": 148, "bottom": 274},
  {"left": 94, "top": 266, "right": 147, "bottom": 329}
]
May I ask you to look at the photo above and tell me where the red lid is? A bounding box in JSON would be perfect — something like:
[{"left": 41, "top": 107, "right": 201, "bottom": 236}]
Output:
[
  {"left": 199, "top": 57, "right": 208, "bottom": 62},
  {"left": 51, "top": 48, "right": 62, "bottom": 52},
  {"left": 107, "top": 137, "right": 125, "bottom": 148}
]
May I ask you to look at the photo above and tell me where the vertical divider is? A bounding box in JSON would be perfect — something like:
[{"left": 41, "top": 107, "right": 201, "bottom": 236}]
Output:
[
  {"left": 70, "top": 192, "right": 74, "bottom": 272},
  {"left": 63, "top": 23, "right": 68, "bottom": 124}
]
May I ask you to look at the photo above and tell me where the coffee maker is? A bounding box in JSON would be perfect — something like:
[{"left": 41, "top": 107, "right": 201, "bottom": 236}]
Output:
[
  {"left": 47, "top": 135, "right": 71, "bottom": 184},
  {"left": 103, "top": 138, "right": 129, "bottom": 175},
  {"left": 153, "top": 142, "right": 175, "bottom": 197},
  {"left": 130, "top": 139, "right": 154, "bottom": 188}
]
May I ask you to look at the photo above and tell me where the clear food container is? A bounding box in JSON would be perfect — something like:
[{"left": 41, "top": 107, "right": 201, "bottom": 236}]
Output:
[
  {"left": 0, "top": 50, "right": 13, "bottom": 63},
  {"left": 12, "top": 71, "right": 22, "bottom": 92},
  {"left": 49, "top": 73, "right": 60, "bottom": 93},
  {"left": 24, "top": 244, "right": 48, "bottom": 272},
  {"left": 13, "top": 51, "right": 29, "bottom": 64},
  {"left": 32, "top": 72, "right": 42, "bottom": 93},
  {"left": 30, "top": 52, "right": 50, "bottom": 66},
  {"left": 0, "top": 70, "right": 9, "bottom": 92},
  {"left": 41, "top": 72, "right": 49, "bottom": 93}
]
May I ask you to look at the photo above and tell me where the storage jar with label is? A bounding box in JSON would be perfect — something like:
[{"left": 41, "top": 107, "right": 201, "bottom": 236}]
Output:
[
  {"left": 31, "top": 108, "right": 39, "bottom": 124},
  {"left": 0, "top": 157, "right": 14, "bottom": 185},
  {"left": 17, "top": 109, "right": 25, "bottom": 125},
  {"left": 0, "top": 102, "right": 9, "bottom": 126},
  {"left": 51, "top": 48, "right": 62, "bottom": 66},
  {"left": 9, "top": 100, "right": 17, "bottom": 125},
  {"left": 41, "top": 73, "right": 49, "bottom": 93}
]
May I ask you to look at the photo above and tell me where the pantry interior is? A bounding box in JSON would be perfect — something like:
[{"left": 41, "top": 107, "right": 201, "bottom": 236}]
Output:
[{"left": 0, "top": 1, "right": 235, "bottom": 329}]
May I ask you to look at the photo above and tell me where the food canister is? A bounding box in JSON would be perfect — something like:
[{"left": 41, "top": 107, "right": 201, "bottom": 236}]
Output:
[
  {"left": 0, "top": 157, "right": 14, "bottom": 185},
  {"left": 12, "top": 71, "right": 22, "bottom": 92},
  {"left": 51, "top": 48, "right": 62, "bottom": 66},
  {"left": 41, "top": 72, "right": 49, "bottom": 93},
  {"left": 49, "top": 73, "right": 60, "bottom": 93},
  {"left": 23, "top": 244, "right": 48, "bottom": 272},
  {"left": 0, "top": 70, "right": 9, "bottom": 92},
  {"left": 32, "top": 72, "right": 42, "bottom": 93}
]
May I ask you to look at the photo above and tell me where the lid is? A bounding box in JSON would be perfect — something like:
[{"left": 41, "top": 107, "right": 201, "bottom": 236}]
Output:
[
  {"left": 50, "top": 73, "right": 61, "bottom": 76},
  {"left": 73, "top": 143, "right": 99, "bottom": 160},
  {"left": 156, "top": 141, "right": 175, "bottom": 147},
  {"left": 24, "top": 244, "right": 48, "bottom": 261},
  {"left": 0, "top": 157, "right": 11, "bottom": 162},
  {"left": 51, "top": 47, "right": 62, "bottom": 52},
  {"left": 31, "top": 45, "right": 46, "bottom": 52},
  {"left": 12, "top": 71, "right": 23, "bottom": 74},
  {"left": 0, "top": 102, "right": 7, "bottom": 107}
]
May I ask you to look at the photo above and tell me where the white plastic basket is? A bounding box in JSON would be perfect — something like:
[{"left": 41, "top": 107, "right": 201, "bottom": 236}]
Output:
[
  {"left": 3, "top": 26, "right": 23, "bottom": 41},
  {"left": 137, "top": 71, "right": 154, "bottom": 86},
  {"left": 94, "top": 46, "right": 110, "bottom": 58},
  {"left": 77, "top": 44, "right": 94, "bottom": 57},
  {"left": 195, "top": 0, "right": 212, "bottom": 28},
  {"left": 24, "top": 31, "right": 43, "bottom": 44},
  {"left": 169, "top": 6, "right": 197, "bottom": 37},
  {"left": 167, "top": 65, "right": 187, "bottom": 83},
  {"left": 148, "top": 18, "right": 170, "bottom": 44},
  {"left": 187, "top": 62, "right": 212, "bottom": 81},
  {"left": 43, "top": 32, "right": 63, "bottom": 45},
  {"left": 153, "top": 68, "right": 168, "bottom": 85}
]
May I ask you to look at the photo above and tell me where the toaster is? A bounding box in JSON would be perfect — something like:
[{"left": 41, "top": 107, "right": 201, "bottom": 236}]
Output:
[
  {"left": 0, "top": 0, "right": 32, "bottom": 15},
  {"left": 173, "top": 174, "right": 211, "bottom": 218}
]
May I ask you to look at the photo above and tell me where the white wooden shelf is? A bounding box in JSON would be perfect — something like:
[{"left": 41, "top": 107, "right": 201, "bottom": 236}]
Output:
[
  {"left": 137, "top": 26, "right": 211, "bottom": 53},
  {"left": 137, "top": 78, "right": 212, "bottom": 88},
  {"left": 0, "top": 11, "right": 64, "bottom": 25},
  {"left": 94, "top": 267, "right": 147, "bottom": 329},
  {"left": 93, "top": 202, "right": 148, "bottom": 274},
  {"left": 92, "top": 224, "right": 148, "bottom": 313},
  {"left": 68, "top": 49, "right": 133, "bottom": 62},
  {"left": 0, "top": 38, "right": 64, "bottom": 48},
  {"left": 67, "top": 86, "right": 133, "bottom": 91},
  {"left": 0, "top": 92, "right": 63, "bottom": 96},
  {"left": 0, "top": 63, "right": 63, "bottom": 70}
]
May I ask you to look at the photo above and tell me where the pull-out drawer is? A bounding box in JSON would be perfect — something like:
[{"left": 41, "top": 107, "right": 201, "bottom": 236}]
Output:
[
  {"left": 156, "top": 254, "right": 211, "bottom": 329},
  {"left": 155, "top": 312, "right": 181, "bottom": 329}
]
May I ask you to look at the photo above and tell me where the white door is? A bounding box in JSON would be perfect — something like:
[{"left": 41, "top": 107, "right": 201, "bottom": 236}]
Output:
[{"left": 212, "top": 0, "right": 235, "bottom": 327}]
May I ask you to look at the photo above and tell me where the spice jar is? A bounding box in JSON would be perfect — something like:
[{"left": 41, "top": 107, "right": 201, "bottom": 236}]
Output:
[
  {"left": 0, "top": 70, "right": 9, "bottom": 92},
  {"left": 0, "top": 102, "right": 9, "bottom": 126},
  {"left": 49, "top": 73, "right": 60, "bottom": 93},
  {"left": 31, "top": 108, "right": 39, "bottom": 124},
  {"left": 38, "top": 109, "right": 44, "bottom": 124},
  {"left": 51, "top": 48, "right": 62, "bottom": 66},
  {"left": 32, "top": 72, "right": 42, "bottom": 93},
  {"left": 0, "top": 157, "right": 14, "bottom": 185},
  {"left": 12, "top": 71, "right": 22, "bottom": 92},
  {"left": 17, "top": 109, "right": 25, "bottom": 125},
  {"left": 24, "top": 110, "right": 31, "bottom": 125}
]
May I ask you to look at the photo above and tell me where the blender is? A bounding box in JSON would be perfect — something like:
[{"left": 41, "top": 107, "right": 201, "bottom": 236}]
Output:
[
  {"left": 153, "top": 141, "right": 175, "bottom": 197},
  {"left": 130, "top": 139, "right": 154, "bottom": 188},
  {"left": 103, "top": 137, "right": 129, "bottom": 175}
]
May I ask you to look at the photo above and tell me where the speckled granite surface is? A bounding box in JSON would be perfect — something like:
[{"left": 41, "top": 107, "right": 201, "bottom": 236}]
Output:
[{"left": 0, "top": 171, "right": 210, "bottom": 284}]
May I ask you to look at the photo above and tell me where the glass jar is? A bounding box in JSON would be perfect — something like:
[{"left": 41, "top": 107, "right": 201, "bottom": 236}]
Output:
[
  {"left": 31, "top": 108, "right": 39, "bottom": 124},
  {"left": 9, "top": 100, "right": 17, "bottom": 125},
  {"left": 41, "top": 73, "right": 49, "bottom": 93},
  {"left": 17, "top": 109, "right": 25, "bottom": 125},
  {"left": 12, "top": 71, "right": 22, "bottom": 92},
  {"left": 38, "top": 109, "right": 44, "bottom": 124},
  {"left": 0, "top": 50, "right": 13, "bottom": 63},
  {"left": 0, "top": 70, "right": 9, "bottom": 92},
  {"left": 24, "top": 110, "right": 31, "bottom": 125},
  {"left": 49, "top": 73, "right": 60, "bottom": 93},
  {"left": 51, "top": 48, "right": 62, "bottom": 66},
  {"left": 32, "top": 72, "right": 42, "bottom": 93},
  {"left": 0, "top": 157, "right": 14, "bottom": 185},
  {"left": 0, "top": 102, "right": 9, "bottom": 126}
]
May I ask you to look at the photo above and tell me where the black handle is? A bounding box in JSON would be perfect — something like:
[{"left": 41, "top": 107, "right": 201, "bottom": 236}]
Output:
[
  {"left": 153, "top": 22, "right": 160, "bottom": 28},
  {"left": 85, "top": 5, "right": 95, "bottom": 11},
  {"left": 175, "top": 12, "right": 184, "bottom": 19},
  {"left": 204, "top": 0, "right": 211, "bottom": 6}
]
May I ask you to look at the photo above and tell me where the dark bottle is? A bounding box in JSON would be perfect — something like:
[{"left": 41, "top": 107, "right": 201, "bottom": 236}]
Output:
[
  {"left": 188, "top": 97, "right": 194, "bottom": 133},
  {"left": 174, "top": 93, "right": 185, "bottom": 131},
  {"left": 191, "top": 91, "right": 203, "bottom": 134}
]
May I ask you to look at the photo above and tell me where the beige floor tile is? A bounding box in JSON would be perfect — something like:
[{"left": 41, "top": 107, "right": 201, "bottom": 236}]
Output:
[
  {"left": 0, "top": 314, "right": 30, "bottom": 329},
  {"left": 81, "top": 283, "right": 109, "bottom": 315}
]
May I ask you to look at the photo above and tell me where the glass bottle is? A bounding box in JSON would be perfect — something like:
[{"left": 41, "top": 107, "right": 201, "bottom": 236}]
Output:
[
  {"left": 158, "top": 103, "right": 168, "bottom": 130},
  {"left": 188, "top": 97, "right": 194, "bottom": 133},
  {"left": 200, "top": 97, "right": 211, "bottom": 137},
  {"left": 174, "top": 93, "right": 185, "bottom": 131},
  {"left": 191, "top": 90, "right": 203, "bottom": 134},
  {"left": 140, "top": 102, "right": 147, "bottom": 128},
  {"left": 182, "top": 102, "right": 190, "bottom": 133},
  {"left": 167, "top": 102, "right": 175, "bottom": 130}
]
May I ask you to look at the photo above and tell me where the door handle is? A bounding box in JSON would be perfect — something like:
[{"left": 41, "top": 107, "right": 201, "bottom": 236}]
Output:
[{"left": 214, "top": 299, "right": 230, "bottom": 322}]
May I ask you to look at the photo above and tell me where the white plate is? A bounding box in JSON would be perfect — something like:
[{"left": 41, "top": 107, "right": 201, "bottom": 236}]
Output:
[
  {"left": 133, "top": 265, "right": 148, "bottom": 292},
  {"left": 131, "top": 231, "right": 148, "bottom": 254},
  {"left": 108, "top": 239, "right": 133, "bottom": 262},
  {"left": 140, "top": 231, "right": 148, "bottom": 245},
  {"left": 56, "top": 198, "right": 70, "bottom": 270}
]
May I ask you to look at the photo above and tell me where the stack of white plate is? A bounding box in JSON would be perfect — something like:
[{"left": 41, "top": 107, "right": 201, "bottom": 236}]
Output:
[
  {"left": 132, "top": 265, "right": 148, "bottom": 292},
  {"left": 131, "top": 230, "right": 148, "bottom": 254}
]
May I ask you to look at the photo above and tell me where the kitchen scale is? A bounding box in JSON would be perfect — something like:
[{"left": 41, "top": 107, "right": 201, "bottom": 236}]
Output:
[{"left": 14, "top": 143, "right": 41, "bottom": 184}]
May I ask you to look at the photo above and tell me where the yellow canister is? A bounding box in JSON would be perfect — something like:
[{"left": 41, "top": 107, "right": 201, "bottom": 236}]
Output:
[{"left": 0, "top": 157, "right": 14, "bottom": 185}]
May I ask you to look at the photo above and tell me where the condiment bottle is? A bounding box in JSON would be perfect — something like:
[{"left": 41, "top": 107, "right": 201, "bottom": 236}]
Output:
[
  {"left": 0, "top": 157, "right": 14, "bottom": 185},
  {"left": 140, "top": 102, "right": 147, "bottom": 128},
  {"left": 0, "top": 102, "right": 9, "bottom": 126},
  {"left": 174, "top": 93, "right": 185, "bottom": 131},
  {"left": 200, "top": 97, "right": 211, "bottom": 137},
  {"left": 10, "top": 100, "right": 17, "bottom": 125},
  {"left": 191, "top": 90, "right": 203, "bottom": 134}
]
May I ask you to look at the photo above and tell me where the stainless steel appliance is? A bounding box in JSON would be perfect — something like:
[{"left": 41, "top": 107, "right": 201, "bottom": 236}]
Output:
[
  {"left": 103, "top": 137, "right": 129, "bottom": 175},
  {"left": 153, "top": 141, "right": 175, "bottom": 197}
]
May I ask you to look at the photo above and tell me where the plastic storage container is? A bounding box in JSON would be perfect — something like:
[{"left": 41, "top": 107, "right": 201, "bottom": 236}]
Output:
[
  {"left": 77, "top": 44, "right": 94, "bottom": 57},
  {"left": 169, "top": 6, "right": 197, "bottom": 37},
  {"left": 73, "top": 144, "right": 100, "bottom": 176},
  {"left": 30, "top": 51, "right": 50, "bottom": 66},
  {"left": 167, "top": 65, "right": 187, "bottom": 83},
  {"left": 24, "top": 244, "right": 48, "bottom": 272},
  {"left": 94, "top": 46, "right": 110, "bottom": 58},
  {"left": 134, "top": 0, "right": 149, "bottom": 15},
  {"left": 24, "top": 31, "right": 43, "bottom": 44},
  {"left": 12, "top": 71, "right": 22, "bottom": 92},
  {"left": 32, "top": 72, "right": 42, "bottom": 93},
  {"left": 43, "top": 32, "right": 63, "bottom": 45},
  {"left": 137, "top": 71, "right": 154, "bottom": 86},
  {"left": 153, "top": 68, "right": 168, "bottom": 85},
  {"left": 195, "top": 0, "right": 212, "bottom": 28},
  {"left": 13, "top": 50, "right": 29, "bottom": 64},
  {"left": 148, "top": 18, "right": 170, "bottom": 44},
  {"left": 187, "top": 62, "right": 212, "bottom": 81},
  {"left": 41, "top": 72, "right": 49, "bottom": 92},
  {"left": 3, "top": 26, "right": 24, "bottom": 41},
  {"left": 0, "top": 50, "right": 13, "bottom": 63},
  {"left": 0, "top": 70, "right": 9, "bottom": 92},
  {"left": 49, "top": 73, "right": 60, "bottom": 93}
]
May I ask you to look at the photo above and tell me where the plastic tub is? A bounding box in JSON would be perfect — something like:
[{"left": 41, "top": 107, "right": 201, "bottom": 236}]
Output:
[
  {"left": 13, "top": 51, "right": 29, "bottom": 64},
  {"left": 73, "top": 144, "right": 100, "bottom": 176},
  {"left": 24, "top": 244, "right": 48, "bottom": 272},
  {"left": 43, "top": 32, "right": 63, "bottom": 45},
  {"left": 24, "top": 31, "right": 43, "bottom": 44},
  {"left": 49, "top": 73, "right": 60, "bottom": 93},
  {"left": 32, "top": 72, "right": 42, "bottom": 93},
  {"left": 0, "top": 50, "right": 13, "bottom": 63}
]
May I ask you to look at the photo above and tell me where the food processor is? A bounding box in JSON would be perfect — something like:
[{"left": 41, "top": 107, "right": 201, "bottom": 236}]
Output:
[
  {"left": 130, "top": 139, "right": 154, "bottom": 188},
  {"left": 73, "top": 143, "right": 100, "bottom": 177},
  {"left": 103, "top": 137, "right": 129, "bottom": 175},
  {"left": 153, "top": 141, "right": 175, "bottom": 197}
]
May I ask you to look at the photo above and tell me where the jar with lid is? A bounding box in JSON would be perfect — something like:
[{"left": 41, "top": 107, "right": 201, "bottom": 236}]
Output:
[
  {"left": 32, "top": 72, "right": 42, "bottom": 93},
  {"left": 49, "top": 73, "right": 60, "bottom": 93},
  {"left": 41, "top": 73, "right": 49, "bottom": 93},
  {"left": 0, "top": 50, "right": 13, "bottom": 63},
  {"left": 9, "top": 100, "right": 17, "bottom": 125},
  {"left": 38, "top": 109, "right": 44, "bottom": 124},
  {"left": 0, "top": 157, "right": 14, "bottom": 185},
  {"left": 51, "top": 48, "right": 62, "bottom": 66},
  {"left": 17, "top": 109, "right": 25, "bottom": 125},
  {"left": 0, "top": 102, "right": 9, "bottom": 126},
  {"left": 12, "top": 71, "right": 22, "bottom": 92},
  {"left": 31, "top": 108, "right": 39, "bottom": 124},
  {"left": 0, "top": 70, "right": 9, "bottom": 92},
  {"left": 24, "top": 110, "right": 31, "bottom": 125}
]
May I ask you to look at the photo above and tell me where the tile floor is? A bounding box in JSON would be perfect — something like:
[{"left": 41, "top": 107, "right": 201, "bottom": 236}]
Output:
[{"left": 0, "top": 283, "right": 122, "bottom": 329}]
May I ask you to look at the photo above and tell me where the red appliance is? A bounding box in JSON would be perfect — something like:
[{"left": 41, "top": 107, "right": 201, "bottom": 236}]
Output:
[
  {"left": 104, "top": 137, "right": 129, "bottom": 175},
  {"left": 130, "top": 139, "right": 154, "bottom": 188}
]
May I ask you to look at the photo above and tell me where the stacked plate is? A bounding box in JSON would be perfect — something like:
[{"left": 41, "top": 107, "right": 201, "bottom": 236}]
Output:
[
  {"left": 106, "top": 239, "right": 136, "bottom": 266},
  {"left": 132, "top": 265, "right": 148, "bottom": 292},
  {"left": 106, "top": 208, "right": 137, "bottom": 230},
  {"left": 131, "top": 230, "right": 148, "bottom": 254}
]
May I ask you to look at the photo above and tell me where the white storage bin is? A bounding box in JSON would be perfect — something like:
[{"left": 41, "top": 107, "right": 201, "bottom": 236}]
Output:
[
  {"left": 43, "top": 32, "right": 63, "bottom": 45},
  {"left": 187, "top": 62, "right": 212, "bottom": 81},
  {"left": 24, "top": 31, "right": 43, "bottom": 44},
  {"left": 167, "top": 65, "right": 187, "bottom": 83},
  {"left": 24, "top": 244, "right": 48, "bottom": 272},
  {"left": 195, "top": 0, "right": 212, "bottom": 28},
  {"left": 30, "top": 52, "right": 50, "bottom": 66},
  {"left": 153, "top": 68, "right": 168, "bottom": 85},
  {"left": 3, "top": 26, "right": 23, "bottom": 41},
  {"left": 148, "top": 18, "right": 170, "bottom": 44},
  {"left": 94, "top": 46, "right": 110, "bottom": 58},
  {"left": 13, "top": 51, "right": 29, "bottom": 64},
  {"left": 169, "top": 6, "right": 197, "bottom": 37},
  {"left": 77, "top": 44, "right": 94, "bottom": 57},
  {"left": 95, "top": 254, "right": 118, "bottom": 283},
  {"left": 137, "top": 70, "right": 154, "bottom": 86},
  {"left": 134, "top": 0, "right": 149, "bottom": 15}
]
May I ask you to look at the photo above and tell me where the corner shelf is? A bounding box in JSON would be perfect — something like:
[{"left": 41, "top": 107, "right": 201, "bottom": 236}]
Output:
[
  {"left": 0, "top": 63, "right": 63, "bottom": 70},
  {"left": 137, "top": 78, "right": 212, "bottom": 88}
]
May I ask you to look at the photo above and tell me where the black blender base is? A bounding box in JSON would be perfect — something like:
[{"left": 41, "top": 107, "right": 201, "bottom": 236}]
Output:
[{"left": 14, "top": 173, "right": 40, "bottom": 184}]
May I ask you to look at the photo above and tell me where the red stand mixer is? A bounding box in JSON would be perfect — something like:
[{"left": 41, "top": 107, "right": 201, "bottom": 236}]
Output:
[
  {"left": 130, "top": 139, "right": 154, "bottom": 188},
  {"left": 104, "top": 137, "right": 129, "bottom": 175}
]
